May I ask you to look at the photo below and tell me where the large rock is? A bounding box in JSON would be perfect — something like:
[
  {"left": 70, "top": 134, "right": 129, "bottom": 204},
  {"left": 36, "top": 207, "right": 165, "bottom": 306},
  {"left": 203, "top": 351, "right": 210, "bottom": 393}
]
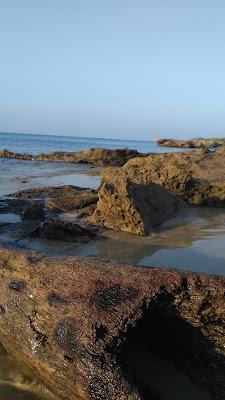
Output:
[
  {"left": 0, "top": 248, "right": 224, "bottom": 400},
  {"left": 157, "top": 138, "right": 225, "bottom": 148},
  {"left": 91, "top": 169, "right": 180, "bottom": 235},
  {"left": 120, "top": 149, "right": 225, "bottom": 206},
  {"left": 0, "top": 148, "right": 143, "bottom": 166}
]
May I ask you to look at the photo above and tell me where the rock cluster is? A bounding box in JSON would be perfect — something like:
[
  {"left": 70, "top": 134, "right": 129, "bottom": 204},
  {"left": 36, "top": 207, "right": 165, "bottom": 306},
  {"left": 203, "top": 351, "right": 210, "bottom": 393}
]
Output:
[
  {"left": 157, "top": 138, "right": 225, "bottom": 148},
  {"left": 92, "top": 168, "right": 180, "bottom": 235},
  {"left": 0, "top": 248, "right": 224, "bottom": 400},
  {"left": 0, "top": 147, "right": 142, "bottom": 166}
]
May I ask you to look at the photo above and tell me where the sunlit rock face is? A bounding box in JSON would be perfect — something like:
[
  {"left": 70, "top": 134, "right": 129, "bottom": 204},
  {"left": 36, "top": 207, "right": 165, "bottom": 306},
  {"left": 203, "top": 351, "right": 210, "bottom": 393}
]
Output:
[
  {"left": 121, "top": 149, "right": 225, "bottom": 206},
  {"left": 92, "top": 168, "right": 180, "bottom": 235},
  {"left": 0, "top": 248, "right": 224, "bottom": 400}
]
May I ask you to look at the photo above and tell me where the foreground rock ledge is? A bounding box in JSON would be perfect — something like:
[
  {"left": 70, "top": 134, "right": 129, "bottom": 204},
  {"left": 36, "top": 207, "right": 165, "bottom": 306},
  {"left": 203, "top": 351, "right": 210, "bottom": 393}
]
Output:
[{"left": 0, "top": 249, "right": 224, "bottom": 400}]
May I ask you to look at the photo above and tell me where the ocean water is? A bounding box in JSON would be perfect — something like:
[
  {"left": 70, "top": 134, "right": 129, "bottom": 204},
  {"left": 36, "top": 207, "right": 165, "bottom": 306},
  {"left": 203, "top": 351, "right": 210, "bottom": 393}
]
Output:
[{"left": 0, "top": 131, "right": 178, "bottom": 154}]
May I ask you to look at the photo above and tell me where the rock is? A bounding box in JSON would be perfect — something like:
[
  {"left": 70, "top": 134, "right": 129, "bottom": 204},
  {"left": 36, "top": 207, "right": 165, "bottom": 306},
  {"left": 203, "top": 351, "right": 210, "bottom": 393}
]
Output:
[
  {"left": 91, "top": 169, "right": 180, "bottom": 235},
  {"left": 0, "top": 148, "right": 143, "bottom": 166},
  {"left": 35, "top": 147, "right": 142, "bottom": 166},
  {"left": 0, "top": 149, "right": 33, "bottom": 160},
  {"left": 10, "top": 185, "right": 98, "bottom": 214},
  {"left": 121, "top": 149, "right": 225, "bottom": 206},
  {"left": 157, "top": 138, "right": 225, "bottom": 149},
  {"left": 0, "top": 248, "right": 224, "bottom": 400},
  {"left": 32, "top": 219, "right": 97, "bottom": 242}
]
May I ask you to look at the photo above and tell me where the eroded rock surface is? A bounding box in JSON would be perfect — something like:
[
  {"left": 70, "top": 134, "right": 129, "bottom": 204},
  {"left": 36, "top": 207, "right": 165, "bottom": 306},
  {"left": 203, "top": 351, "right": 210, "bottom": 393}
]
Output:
[
  {"left": 0, "top": 248, "right": 224, "bottom": 400},
  {"left": 157, "top": 138, "right": 225, "bottom": 148},
  {"left": 92, "top": 169, "right": 180, "bottom": 235},
  {"left": 119, "top": 149, "right": 225, "bottom": 206},
  {"left": 0, "top": 148, "right": 142, "bottom": 166}
]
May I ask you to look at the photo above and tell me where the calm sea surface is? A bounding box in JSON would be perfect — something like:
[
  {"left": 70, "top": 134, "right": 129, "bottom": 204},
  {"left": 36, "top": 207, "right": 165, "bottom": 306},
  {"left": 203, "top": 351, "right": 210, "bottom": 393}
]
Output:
[{"left": 0, "top": 131, "right": 178, "bottom": 154}]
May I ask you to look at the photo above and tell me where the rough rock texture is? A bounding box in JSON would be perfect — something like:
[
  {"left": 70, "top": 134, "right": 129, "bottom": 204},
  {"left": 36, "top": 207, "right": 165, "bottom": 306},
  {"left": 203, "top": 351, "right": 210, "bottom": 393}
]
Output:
[
  {"left": 119, "top": 149, "right": 225, "bottom": 206},
  {"left": 157, "top": 138, "right": 225, "bottom": 148},
  {"left": 0, "top": 248, "right": 224, "bottom": 400},
  {"left": 32, "top": 219, "right": 98, "bottom": 242},
  {"left": 0, "top": 148, "right": 142, "bottom": 166},
  {"left": 92, "top": 169, "right": 180, "bottom": 235}
]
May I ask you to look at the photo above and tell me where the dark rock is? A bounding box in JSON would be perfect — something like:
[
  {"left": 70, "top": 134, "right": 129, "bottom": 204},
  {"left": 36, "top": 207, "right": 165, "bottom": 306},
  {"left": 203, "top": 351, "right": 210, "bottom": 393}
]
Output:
[{"left": 32, "top": 219, "right": 97, "bottom": 242}]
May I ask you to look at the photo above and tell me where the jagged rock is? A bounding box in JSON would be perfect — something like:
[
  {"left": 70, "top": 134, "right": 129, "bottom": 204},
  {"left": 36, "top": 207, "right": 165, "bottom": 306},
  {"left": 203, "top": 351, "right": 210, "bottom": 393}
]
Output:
[
  {"left": 157, "top": 138, "right": 225, "bottom": 148},
  {"left": 120, "top": 149, "right": 225, "bottom": 206},
  {"left": 0, "top": 148, "right": 143, "bottom": 166},
  {"left": 91, "top": 169, "right": 180, "bottom": 235},
  {"left": 32, "top": 219, "right": 97, "bottom": 242},
  {"left": 0, "top": 248, "right": 224, "bottom": 400}
]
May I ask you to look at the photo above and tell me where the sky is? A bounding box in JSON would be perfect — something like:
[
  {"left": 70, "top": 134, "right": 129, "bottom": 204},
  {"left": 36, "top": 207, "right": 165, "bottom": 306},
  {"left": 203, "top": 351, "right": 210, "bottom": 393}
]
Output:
[{"left": 1, "top": 1, "right": 225, "bottom": 140}]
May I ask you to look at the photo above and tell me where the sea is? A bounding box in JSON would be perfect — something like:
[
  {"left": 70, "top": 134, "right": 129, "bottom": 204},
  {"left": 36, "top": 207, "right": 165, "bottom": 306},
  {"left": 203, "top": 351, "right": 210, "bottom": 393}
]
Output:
[{"left": 0, "top": 131, "right": 178, "bottom": 155}]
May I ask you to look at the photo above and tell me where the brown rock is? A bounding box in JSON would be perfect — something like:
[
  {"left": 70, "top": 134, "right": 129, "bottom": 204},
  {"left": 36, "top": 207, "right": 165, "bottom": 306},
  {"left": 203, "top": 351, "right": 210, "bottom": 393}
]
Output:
[
  {"left": 0, "top": 248, "right": 224, "bottom": 400},
  {"left": 121, "top": 149, "right": 225, "bottom": 206},
  {"left": 0, "top": 147, "right": 141, "bottom": 166},
  {"left": 34, "top": 148, "right": 142, "bottom": 166},
  {"left": 0, "top": 149, "right": 33, "bottom": 160},
  {"left": 157, "top": 138, "right": 225, "bottom": 148},
  {"left": 91, "top": 169, "right": 180, "bottom": 235}
]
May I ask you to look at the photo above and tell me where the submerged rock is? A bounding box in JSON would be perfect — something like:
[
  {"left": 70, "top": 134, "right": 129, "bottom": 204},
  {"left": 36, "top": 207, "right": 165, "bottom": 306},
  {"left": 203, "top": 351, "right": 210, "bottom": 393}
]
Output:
[
  {"left": 0, "top": 248, "right": 224, "bottom": 400},
  {"left": 121, "top": 149, "right": 225, "bottom": 206},
  {"left": 0, "top": 148, "right": 142, "bottom": 166},
  {"left": 92, "top": 169, "right": 180, "bottom": 235},
  {"left": 157, "top": 138, "right": 225, "bottom": 148},
  {"left": 32, "top": 219, "right": 98, "bottom": 242}
]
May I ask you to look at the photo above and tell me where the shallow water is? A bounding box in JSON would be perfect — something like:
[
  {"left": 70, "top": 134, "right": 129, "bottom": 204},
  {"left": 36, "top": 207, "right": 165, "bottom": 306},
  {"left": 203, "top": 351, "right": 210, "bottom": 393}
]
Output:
[
  {"left": 8, "top": 207, "right": 224, "bottom": 276},
  {"left": 0, "top": 158, "right": 101, "bottom": 196}
]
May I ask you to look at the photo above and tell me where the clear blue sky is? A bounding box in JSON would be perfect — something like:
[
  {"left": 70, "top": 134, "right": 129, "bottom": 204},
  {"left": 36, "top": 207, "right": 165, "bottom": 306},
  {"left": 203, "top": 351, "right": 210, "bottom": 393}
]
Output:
[{"left": 1, "top": 0, "right": 225, "bottom": 139}]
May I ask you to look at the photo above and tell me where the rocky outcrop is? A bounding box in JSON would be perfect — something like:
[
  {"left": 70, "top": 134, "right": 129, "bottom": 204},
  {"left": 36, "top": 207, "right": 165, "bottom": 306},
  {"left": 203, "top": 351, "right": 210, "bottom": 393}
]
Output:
[
  {"left": 0, "top": 248, "right": 224, "bottom": 400},
  {"left": 0, "top": 185, "right": 99, "bottom": 243},
  {"left": 119, "top": 149, "right": 225, "bottom": 206},
  {"left": 92, "top": 169, "right": 180, "bottom": 235},
  {"left": 0, "top": 148, "right": 142, "bottom": 166},
  {"left": 0, "top": 149, "right": 33, "bottom": 160},
  {"left": 157, "top": 138, "right": 225, "bottom": 148}
]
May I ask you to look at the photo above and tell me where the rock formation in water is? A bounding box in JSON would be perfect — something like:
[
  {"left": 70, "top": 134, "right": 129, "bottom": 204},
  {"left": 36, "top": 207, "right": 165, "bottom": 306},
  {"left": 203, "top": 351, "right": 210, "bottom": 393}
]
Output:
[
  {"left": 117, "top": 148, "right": 225, "bottom": 206},
  {"left": 0, "top": 147, "right": 143, "bottom": 166},
  {"left": 0, "top": 248, "right": 224, "bottom": 400},
  {"left": 91, "top": 168, "right": 180, "bottom": 235},
  {"left": 157, "top": 138, "right": 225, "bottom": 148},
  {"left": 0, "top": 185, "right": 99, "bottom": 243}
]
